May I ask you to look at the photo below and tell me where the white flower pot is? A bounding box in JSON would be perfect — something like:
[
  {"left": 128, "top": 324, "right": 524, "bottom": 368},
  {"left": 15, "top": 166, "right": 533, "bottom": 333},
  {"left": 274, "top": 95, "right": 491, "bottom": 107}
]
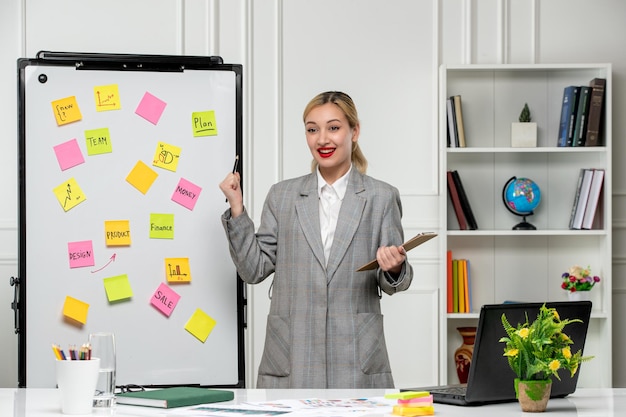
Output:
[
  {"left": 567, "top": 291, "right": 591, "bottom": 302},
  {"left": 511, "top": 122, "right": 537, "bottom": 147}
]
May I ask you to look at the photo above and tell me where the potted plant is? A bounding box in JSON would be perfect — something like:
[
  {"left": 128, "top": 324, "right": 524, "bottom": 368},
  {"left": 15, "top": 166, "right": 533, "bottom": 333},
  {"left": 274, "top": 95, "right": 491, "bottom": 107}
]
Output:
[
  {"left": 500, "top": 304, "right": 593, "bottom": 412},
  {"left": 561, "top": 265, "right": 601, "bottom": 301},
  {"left": 511, "top": 102, "right": 537, "bottom": 147}
]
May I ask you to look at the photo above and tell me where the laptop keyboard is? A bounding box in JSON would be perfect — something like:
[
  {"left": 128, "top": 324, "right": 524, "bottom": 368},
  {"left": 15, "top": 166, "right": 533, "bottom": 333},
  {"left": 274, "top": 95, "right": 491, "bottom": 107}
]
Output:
[{"left": 432, "top": 386, "right": 467, "bottom": 395}]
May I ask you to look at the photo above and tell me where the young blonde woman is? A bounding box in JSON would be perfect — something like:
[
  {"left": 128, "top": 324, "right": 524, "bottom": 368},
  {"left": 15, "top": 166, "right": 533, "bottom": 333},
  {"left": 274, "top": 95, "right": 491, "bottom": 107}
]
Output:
[{"left": 219, "top": 91, "right": 413, "bottom": 388}]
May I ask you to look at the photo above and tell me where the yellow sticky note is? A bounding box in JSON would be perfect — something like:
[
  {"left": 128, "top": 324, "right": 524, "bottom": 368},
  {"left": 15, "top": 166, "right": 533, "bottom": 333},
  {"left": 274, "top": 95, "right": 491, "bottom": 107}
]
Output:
[
  {"left": 51, "top": 96, "right": 82, "bottom": 126},
  {"left": 152, "top": 141, "right": 181, "bottom": 172},
  {"left": 165, "top": 257, "right": 191, "bottom": 282},
  {"left": 191, "top": 110, "right": 218, "bottom": 137},
  {"left": 53, "top": 177, "right": 87, "bottom": 212},
  {"left": 103, "top": 274, "right": 133, "bottom": 302},
  {"left": 126, "top": 161, "right": 158, "bottom": 194},
  {"left": 104, "top": 220, "right": 131, "bottom": 246},
  {"left": 62, "top": 296, "right": 90, "bottom": 324},
  {"left": 94, "top": 84, "right": 121, "bottom": 111},
  {"left": 150, "top": 213, "right": 174, "bottom": 239},
  {"left": 185, "top": 308, "right": 216, "bottom": 343},
  {"left": 85, "top": 127, "right": 113, "bottom": 155}
]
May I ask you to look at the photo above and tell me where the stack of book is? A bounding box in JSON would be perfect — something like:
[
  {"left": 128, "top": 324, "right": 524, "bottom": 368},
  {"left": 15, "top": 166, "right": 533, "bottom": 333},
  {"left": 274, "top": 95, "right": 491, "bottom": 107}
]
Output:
[
  {"left": 569, "top": 168, "right": 605, "bottom": 230},
  {"left": 446, "top": 170, "right": 477, "bottom": 230},
  {"left": 446, "top": 95, "right": 466, "bottom": 148},
  {"left": 385, "top": 391, "right": 434, "bottom": 416},
  {"left": 446, "top": 251, "right": 471, "bottom": 313},
  {"left": 557, "top": 78, "right": 606, "bottom": 147}
]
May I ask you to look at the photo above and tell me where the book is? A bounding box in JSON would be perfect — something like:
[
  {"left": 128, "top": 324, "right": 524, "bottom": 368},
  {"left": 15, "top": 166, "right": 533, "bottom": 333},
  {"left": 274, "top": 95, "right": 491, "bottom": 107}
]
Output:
[
  {"left": 446, "top": 250, "right": 453, "bottom": 313},
  {"left": 451, "top": 170, "right": 478, "bottom": 230},
  {"left": 572, "top": 86, "right": 591, "bottom": 146},
  {"left": 582, "top": 169, "right": 605, "bottom": 229},
  {"left": 465, "top": 259, "right": 472, "bottom": 313},
  {"left": 457, "top": 259, "right": 465, "bottom": 313},
  {"left": 446, "top": 97, "right": 458, "bottom": 147},
  {"left": 568, "top": 168, "right": 586, "bottom": 229},
  {"left": 355, "top": 232, "right": 437, "bottom": 271},
  {"left": 447, "top": 171, "right": 467, "bottom": 230},
  {"left": 557, "top": 86, "right": 579, "bottom": 147},
  {"left": 565, "top": 86, "right": 581, "bottom": 146},
  {"left": 570, "top": 169, "right": 594, "bottom": 230},
  {"left": 452, "top": 259, "right": 459, "bottom": 313},
  {"left": 585, "top": 78, "right": 606, "bottom": 146},
  {"left": 116, "top": 387, "right": 234, "bottom": 408},
  {"left": 453, "top": 95, "right": 466, "bottom": 147}
]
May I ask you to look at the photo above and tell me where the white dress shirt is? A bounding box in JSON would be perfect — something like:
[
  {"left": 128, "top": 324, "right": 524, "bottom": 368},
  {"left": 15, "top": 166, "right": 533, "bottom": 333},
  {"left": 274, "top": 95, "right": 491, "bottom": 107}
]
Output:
[{"left": 317, "top": 166, "right": 351, "bottom": 265}]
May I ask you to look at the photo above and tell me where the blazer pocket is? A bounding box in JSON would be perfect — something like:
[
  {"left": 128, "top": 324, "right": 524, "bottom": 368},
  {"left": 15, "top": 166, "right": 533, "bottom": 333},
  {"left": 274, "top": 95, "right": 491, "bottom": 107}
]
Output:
[
  {"left": 357, "top": 313, "right": 392, "bottom": 375},
  {"left": 257, "top": 315, "right": 291, "bottom": 377}
]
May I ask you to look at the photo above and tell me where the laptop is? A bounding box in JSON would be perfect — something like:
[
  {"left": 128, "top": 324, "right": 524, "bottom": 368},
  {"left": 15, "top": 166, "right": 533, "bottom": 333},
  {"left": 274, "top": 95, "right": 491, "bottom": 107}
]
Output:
[{"left": 402, "top": 301, "right": 592, "bottom": 406}]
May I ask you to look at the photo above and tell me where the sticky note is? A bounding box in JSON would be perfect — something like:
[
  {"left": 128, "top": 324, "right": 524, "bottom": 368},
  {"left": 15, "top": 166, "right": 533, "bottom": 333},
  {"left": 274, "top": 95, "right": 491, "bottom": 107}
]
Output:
[
  {"left": 185, "top": 308, "right": 216, "bottom": 343},
  {"left": 385, "top": 392, "right": 430, "bottom": 400},
  {"left": 67, "top": 240, "right": 95, "bottom": 268},
  {"left": 171, "top": 178, "right": 202, "bottom": 211},
  {"left": 51, "top": 96, "right": 82, "bottom": 126},
  {"left": 104, "top": 220, "right": 131, "bottom": 246},
  {"left": 53, "top": 177, "right": 86, "bottom": 212},
  {"left": 103, "top": 274, "right": 133, "bottom": 302},
  {"left": 391, "top": 405, "right": 435, "bottom": 416},
  {"left": 150, "top": 213, "right": 174, "bottom": 239},
  {"left": 53, "top": 139, "right": 85, "bottom": 171},
  {"left": 85, "top": 127, "right": 113, "bottom": 155},
  {"left": 62, "top": 296, "right": 90, "bottom": 324},
  {"left": 165, "top": 257, "right": 191, "bottom": 282},
  {"left": 94, "top": 84, "right": 121, "bottom": 111},
  {"left": 150, "top": 283, "right": 181, "bottom": 317},
  {"left": 135, "top": 91, "right": 167, "bottom": 125},
  {"left": 398, "top": 395, "right": 433, "bottom": 405},
  {"left": 126, "top": 161, "right": 158, "bottom": 194},
  {"left": 191, "top": 110, "right": 218, "bottom": 137},
  {"left": 152, "top": 141, "right": 181, "bottom": 172}
]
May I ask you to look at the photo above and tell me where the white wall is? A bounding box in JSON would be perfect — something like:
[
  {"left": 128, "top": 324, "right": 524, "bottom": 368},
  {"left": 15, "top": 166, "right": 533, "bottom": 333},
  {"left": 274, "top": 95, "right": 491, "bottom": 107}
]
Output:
[{"left": 1, "top": 0, "right": 625, "bottom": 388}]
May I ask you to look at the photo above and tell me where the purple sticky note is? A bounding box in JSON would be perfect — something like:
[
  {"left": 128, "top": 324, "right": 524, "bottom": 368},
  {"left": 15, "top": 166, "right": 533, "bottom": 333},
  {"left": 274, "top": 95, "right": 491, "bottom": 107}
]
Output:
[
  {"left": 171, "top": 178, "right": 202, "bottom": 211},
  {"left": 67, "top": 240, "right": 95, "bottom": 268},
  {"left": 135, "top": 92, "right": 167, "bottom": 125},
  {"left": 150, "top": 282, "right": 181, "bottom": 317},
  {"left": 54, "top": 139, "right": 85, "bottom": 171}
]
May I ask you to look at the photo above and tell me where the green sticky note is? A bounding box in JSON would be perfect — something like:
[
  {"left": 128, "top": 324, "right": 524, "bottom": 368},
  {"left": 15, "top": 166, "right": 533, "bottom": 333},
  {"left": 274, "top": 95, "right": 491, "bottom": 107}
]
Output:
[
  {"left": 103, "top": 274, "right": 133, "bottom": 302},
  {"left": 191, "top": 110, "right": 218, "bottom": 137},
  {"left": 85, "top": 127, "right": 113, "bottom": 155},
  {"left": 150, "top": 213, "right": 174, "bottom": 239}
]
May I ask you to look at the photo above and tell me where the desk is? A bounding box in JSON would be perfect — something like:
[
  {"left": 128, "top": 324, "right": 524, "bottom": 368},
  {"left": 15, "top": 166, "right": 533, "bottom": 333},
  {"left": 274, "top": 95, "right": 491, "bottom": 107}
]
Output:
[{"left": 2, "top": 388, "right": 625, "bottom": 416}]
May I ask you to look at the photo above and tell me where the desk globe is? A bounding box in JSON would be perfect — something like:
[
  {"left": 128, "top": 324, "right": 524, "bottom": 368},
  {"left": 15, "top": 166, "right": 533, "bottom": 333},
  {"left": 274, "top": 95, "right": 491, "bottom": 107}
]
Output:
[{"left": 502, "top": 176, "right": 541, "bottom": 230}]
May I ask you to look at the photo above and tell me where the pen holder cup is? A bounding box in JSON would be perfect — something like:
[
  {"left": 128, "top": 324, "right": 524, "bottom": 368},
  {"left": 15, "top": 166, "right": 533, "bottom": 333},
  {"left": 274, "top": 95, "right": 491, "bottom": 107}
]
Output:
[{"left": 55, "top": 358, "right": 100, "bottom": 415}]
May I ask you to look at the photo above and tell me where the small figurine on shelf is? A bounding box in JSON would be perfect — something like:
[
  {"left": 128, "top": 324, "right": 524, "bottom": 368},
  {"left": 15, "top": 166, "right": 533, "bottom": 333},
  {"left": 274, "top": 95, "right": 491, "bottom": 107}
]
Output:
[{"left": 511, "top": 102, "right": 537, "bottom": 147}]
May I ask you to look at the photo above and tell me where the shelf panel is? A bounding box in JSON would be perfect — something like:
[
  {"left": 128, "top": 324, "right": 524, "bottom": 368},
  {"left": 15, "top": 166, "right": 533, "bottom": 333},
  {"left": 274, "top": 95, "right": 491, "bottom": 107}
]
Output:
[
  {"left": 447, "top": 230, "right": 607, "bottom": 237},
  {"left": 447, "top": 147, "right": 607, "bottom": 154}
]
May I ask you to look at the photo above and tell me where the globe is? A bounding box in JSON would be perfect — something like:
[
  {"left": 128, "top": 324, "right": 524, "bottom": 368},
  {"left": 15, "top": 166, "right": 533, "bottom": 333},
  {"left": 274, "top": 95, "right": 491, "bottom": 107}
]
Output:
[{"left": 502, "top": 176, "right": 541, "bottom": 230}]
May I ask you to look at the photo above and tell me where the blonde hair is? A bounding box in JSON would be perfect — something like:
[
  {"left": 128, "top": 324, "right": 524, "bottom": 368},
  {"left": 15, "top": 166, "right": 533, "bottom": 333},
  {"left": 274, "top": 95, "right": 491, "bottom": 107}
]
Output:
[{"left": 303, "top": 91, "right": 368, "bottom": 174}]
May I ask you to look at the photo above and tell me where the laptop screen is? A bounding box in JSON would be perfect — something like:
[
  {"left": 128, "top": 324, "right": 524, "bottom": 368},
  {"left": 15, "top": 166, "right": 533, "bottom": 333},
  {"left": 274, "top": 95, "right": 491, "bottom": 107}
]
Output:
[{"left": 465, "top": 301, "right": 592, "bottom": 404}]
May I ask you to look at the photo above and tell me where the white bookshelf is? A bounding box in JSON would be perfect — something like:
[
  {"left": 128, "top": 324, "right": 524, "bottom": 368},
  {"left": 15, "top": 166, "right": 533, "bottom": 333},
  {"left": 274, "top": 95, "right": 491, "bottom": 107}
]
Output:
[{"left": 439, "top": 64, "right": 612, "bottom": 388}]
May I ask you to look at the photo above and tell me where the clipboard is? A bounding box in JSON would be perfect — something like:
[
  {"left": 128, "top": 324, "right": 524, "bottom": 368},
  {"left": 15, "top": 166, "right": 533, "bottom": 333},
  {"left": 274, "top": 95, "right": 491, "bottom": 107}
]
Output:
[{"left": 356, "top": 232, "right": 437, "bottom": 271}]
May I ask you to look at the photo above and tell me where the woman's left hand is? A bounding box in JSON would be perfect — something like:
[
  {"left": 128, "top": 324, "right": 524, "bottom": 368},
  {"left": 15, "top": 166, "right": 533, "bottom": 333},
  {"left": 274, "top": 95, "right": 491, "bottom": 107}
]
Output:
[{"left": 376, "top": 245, "right": 406, "bottom": 275}]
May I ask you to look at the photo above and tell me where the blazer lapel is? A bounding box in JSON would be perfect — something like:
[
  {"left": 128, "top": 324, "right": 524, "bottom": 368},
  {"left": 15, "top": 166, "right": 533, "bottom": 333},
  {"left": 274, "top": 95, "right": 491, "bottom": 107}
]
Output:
[
  {"left": 295, "top": 174, "right": 326, "bottom": 269},
  {"left": 326, "top": 170, "right": 366, "bottom": 282}
]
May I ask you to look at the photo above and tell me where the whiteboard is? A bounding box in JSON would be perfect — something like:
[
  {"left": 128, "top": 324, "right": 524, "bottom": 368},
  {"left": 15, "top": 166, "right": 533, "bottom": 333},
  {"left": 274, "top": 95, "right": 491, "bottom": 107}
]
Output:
[{"left": 17, "top": 53, "right": 244, "bottom": 388}]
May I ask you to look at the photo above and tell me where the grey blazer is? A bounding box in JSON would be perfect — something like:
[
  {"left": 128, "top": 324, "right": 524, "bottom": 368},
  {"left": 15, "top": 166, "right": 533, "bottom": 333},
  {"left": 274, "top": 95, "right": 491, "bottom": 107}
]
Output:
[{"left": 221, "top": 169, "right": 413, "bottom": 388}]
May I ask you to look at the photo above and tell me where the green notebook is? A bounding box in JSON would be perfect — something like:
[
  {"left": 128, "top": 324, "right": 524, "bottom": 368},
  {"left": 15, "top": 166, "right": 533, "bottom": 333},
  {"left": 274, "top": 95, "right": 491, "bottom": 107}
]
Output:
[{"left": 116, "top": 387, "right": 234, "bottom": 408}]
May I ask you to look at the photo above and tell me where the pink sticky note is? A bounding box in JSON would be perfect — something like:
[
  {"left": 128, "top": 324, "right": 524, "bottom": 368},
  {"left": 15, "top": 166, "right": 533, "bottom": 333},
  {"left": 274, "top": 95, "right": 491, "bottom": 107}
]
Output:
[
  {"left": 135, "top": 92, "right": 167, "bottom": 125},
  {"left": 150, "top": 282, "right": 180, "bottom": 317},
  {"left": 54, "top": 139, "right": 85, "bottom": 171},
  {"left": 171, "top": 178, "right": 202, "bottom": 211},
  {"left": 67, "top": 240, "right": 95, "bottom": 268}
]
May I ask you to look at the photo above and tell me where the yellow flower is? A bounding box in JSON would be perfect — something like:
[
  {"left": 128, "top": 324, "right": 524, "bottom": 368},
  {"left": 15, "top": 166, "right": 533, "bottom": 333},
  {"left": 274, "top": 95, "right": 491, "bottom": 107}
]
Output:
[
  {"left": 552, "top": 310, "right": 560, "bottom": 320},
  {"left": 562, "top": 347, "right": 572, "bottom": 359},
  {"left": 517, "top": 328, "right": 530, "bottom": 338},
  {"left": 504, "top": 349, "right": 519, "bottom": 357},
  {"left": 549, "top": 360, "right": 561, "bottom": 371}
]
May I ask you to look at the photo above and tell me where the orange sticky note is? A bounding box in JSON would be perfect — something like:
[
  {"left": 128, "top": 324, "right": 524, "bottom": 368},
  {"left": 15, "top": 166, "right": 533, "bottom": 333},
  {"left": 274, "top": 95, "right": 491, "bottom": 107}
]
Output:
[
  {"left": 51, "top": 96, "right": 82, "bottom": 126},
  {"left": 103, "top": 274, "right": 133, "bottom": 302},
  {"left": 165, "top": 257, "right": 191, "bottom": 282},
  {"left": 104, "top": 220, "right": 131, "bottom": 246},
  {"left": 126, "top": 161, "right": 158, "bottom": 194},
  {"left": 62, "top": 296, "right": 90, "bottom": 324},
  {"left": 185, "top": 308, "right": 216, "bottom": 343}
]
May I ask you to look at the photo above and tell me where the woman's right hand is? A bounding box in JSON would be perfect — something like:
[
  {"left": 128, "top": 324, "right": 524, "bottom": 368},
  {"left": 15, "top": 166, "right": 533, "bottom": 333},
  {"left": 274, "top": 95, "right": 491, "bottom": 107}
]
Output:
[{"left": 219, "top": 172, "right": 244, "bottom": 218}]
